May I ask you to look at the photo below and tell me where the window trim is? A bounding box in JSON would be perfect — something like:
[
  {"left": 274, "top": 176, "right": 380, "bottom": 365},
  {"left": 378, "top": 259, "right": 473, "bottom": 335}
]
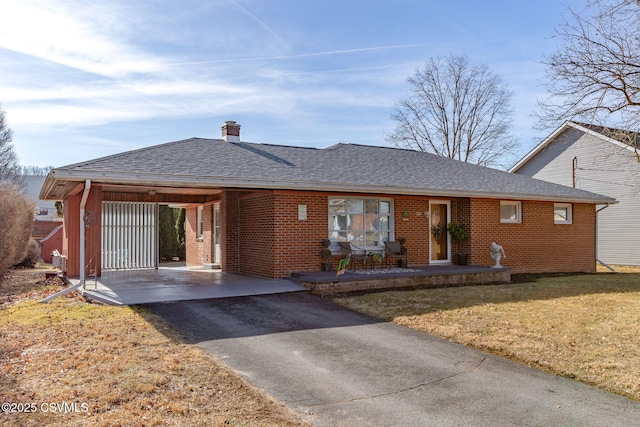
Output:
[
  {"left": 554, "top": 203, "right": 573, "bottom": 225},
  {"left": 500, "top": 201, "right": 522, "bottom": 224},
  {"left": 196, "top": 206, "right": 204, "bottom": 239}
]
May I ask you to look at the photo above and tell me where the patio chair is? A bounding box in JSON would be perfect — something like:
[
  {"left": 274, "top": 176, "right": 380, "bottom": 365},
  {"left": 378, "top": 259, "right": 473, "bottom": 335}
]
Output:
[
  {"left": 339, "top": 242, "right": 367, "bottom": 269},
  {"left": 384, "top": 241, "right": 407, "bottom": 268}
]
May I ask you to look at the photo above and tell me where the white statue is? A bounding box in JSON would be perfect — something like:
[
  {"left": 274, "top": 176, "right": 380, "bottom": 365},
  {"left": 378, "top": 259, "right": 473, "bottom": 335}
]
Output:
[{"left": 490, "top": 242, "right": 506, "bottom": 268}]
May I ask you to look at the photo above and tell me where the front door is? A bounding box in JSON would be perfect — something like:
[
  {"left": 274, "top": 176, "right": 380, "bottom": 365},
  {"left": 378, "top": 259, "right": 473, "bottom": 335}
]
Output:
[{"left": 429, "top": 201, "right": 450, "bottom": 264}]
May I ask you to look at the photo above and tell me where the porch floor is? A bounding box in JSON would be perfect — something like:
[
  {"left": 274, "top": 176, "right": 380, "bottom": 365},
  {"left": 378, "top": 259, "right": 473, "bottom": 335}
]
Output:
[
  {"left": 74, "top": 265, "right": 307, "bottom": 305},
  {"left": 291, "top": 264, "right": 512, "bottom": 295}
]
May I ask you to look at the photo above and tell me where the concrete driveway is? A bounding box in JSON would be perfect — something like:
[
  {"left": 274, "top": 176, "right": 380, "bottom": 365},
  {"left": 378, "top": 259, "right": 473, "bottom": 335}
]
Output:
[
  {"left": 77, "top": 267, "right": 306, "bottom": 305},
  {"left": 144, "top": 292, "right": 640, "bottom": 426}
]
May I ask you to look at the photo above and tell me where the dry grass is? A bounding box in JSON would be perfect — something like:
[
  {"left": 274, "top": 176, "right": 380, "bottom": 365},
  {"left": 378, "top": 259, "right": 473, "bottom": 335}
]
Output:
[
  {"left": 597, "top": 264, "right": 640, "bottom": 273},
  {"left": 333, "top": 271, "right": 640, "bottom": 401},
  {"left": 1, "top": 267, "right": 308, "bottom": 427}
]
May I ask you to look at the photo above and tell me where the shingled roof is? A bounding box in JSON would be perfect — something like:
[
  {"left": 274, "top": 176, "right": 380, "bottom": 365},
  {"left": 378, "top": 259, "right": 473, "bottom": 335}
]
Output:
[{"left": 41, "top": 137, "right": 615, "bottom": 204}]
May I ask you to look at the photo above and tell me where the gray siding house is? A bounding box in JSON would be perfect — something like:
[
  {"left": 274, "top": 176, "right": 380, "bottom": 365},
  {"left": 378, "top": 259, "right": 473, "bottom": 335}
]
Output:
[{"left": 510, "top": 121, "right": 640, "bottom": 267}]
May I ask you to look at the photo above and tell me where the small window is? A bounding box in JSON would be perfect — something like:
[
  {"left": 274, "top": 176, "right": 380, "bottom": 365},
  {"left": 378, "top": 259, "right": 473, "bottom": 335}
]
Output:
[
  {"left": 554, "top": 203, "right": 572, "bottom": 224},
  {"left": 197, "top": 206, "right": 204, "bottom": 238},
  {"left": 500, "top": 201, "right": 521, "bottom": 223}
]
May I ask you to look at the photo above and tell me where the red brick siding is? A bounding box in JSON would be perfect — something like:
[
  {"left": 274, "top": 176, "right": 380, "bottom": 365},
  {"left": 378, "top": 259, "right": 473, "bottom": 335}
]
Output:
[
  {"left": 393, "top": 197, "right": 430, "bottom": 265},
  {"left": 221, "top": 191, "right": 240, "bottom": 272},
  {"left": 450, "top": 198, "right": 471, "bottom": 257},
  {"left": 238, "top": 192, "right": 276, "bottom": 277},
  {"left": 185, "top": 205, "right": 213, "bottom": 267},
  {"left": 272, "top": 192, "right": 330, "bottom": 277},
  {"left": 184, "top": 190, "right": 597, "bottom": 278},
  {"left": 468, "top": 199, "right": 596, "bottom": 273}
]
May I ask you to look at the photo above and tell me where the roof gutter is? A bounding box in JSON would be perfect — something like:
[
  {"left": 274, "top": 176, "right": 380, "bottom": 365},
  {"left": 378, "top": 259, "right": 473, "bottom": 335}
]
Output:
[{"left": 42, "top": 169, "right": 617, "bottom": 205}]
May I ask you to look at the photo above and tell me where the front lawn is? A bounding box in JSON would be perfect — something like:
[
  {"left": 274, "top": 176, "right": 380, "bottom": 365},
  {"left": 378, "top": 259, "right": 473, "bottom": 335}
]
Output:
[
  {"left": 333, "top": 272, "right": 640, "bottom": 401},
  {"left": 1, "top": 267, "right": 308, "bottom": 427}
]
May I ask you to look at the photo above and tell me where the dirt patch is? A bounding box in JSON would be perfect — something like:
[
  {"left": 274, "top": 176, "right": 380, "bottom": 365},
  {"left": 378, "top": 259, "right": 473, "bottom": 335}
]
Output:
[
  {"left": 1, "top": 268, "right": 308, "bottom": 427},
  {"left": 333, "top": 273, "right": 640, "bottom": 401}
]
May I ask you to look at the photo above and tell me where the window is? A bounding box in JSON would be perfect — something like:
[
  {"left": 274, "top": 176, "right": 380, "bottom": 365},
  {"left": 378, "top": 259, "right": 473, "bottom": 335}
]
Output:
[
  {"left": 500, "top": 201, "right": 521, "bottom": 223},
  {"left": 554, "top": 203, "right": 572, "bottom": 224},
  {"left": 196, "top": 206, "right": 204, "bottom": 238},
  {"left": 328, "top": 198, "right": 392, "bottom": 250}
]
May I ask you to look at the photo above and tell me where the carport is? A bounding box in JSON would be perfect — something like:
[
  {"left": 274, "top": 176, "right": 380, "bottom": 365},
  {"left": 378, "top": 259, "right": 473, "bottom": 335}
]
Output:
[{"left": 74, "top": 265, "right": 307, "bottom": 305}]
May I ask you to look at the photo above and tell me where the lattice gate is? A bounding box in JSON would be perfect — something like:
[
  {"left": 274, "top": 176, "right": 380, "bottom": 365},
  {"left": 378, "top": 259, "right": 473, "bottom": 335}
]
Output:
[{"left": 102, "top": 202, "right": 158, "bottom": 270}]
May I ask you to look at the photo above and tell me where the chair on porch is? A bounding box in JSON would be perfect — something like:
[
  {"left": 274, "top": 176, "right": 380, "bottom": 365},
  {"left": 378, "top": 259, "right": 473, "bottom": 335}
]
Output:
[
  {"left": 384, "top": 241, "right": 407, "bottom": 268},
  {"left": 339, "top": 242, "right": 367, "bottom": 270}
]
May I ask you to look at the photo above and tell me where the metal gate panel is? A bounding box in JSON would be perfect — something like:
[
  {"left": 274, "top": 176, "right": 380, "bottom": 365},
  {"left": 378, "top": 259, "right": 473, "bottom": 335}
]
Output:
[{"left": 102, "top": 202, "right": 158, "bottom": 270}]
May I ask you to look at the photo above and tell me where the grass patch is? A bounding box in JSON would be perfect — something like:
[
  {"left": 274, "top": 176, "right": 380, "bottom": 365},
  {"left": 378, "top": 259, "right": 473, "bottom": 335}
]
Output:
[
  {"left": 333, "top": 272, "right": 640, "bottom": 401},
  {"left": 1, "top": 268, "right": 308, "bottom": 426}
]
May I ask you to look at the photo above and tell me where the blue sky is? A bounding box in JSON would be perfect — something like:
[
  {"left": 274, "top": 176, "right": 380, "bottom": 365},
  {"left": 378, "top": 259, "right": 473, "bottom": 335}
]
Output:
[{"left": 1, "top": 0, "right": 587, "bottom": 169}]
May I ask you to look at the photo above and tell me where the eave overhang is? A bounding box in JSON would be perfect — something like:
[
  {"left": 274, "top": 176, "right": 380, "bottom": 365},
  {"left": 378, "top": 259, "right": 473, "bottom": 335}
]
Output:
[{"left": 41, "top": 168, "right": 617, "bottom": 206}]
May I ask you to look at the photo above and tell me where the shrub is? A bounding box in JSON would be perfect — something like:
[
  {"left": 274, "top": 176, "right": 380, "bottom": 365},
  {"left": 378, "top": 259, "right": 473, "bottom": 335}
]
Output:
[
  {"left": 14, "top": 238, "right": 41, "bottom": 268},
  {"left": 0, "top": 184, "right": 34, "bottom": 277}
]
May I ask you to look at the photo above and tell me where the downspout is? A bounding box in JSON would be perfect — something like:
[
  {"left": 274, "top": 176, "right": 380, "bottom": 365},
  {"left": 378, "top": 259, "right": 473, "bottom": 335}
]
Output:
[
  {"left": 79, "top": 179, "right": 92, "bottom": 286},
  {"left": 41, "top": 179, "right": 92, "bottom": 303},
  {"left": 595, "top": 203, "right": 616, "bottom": 272}
]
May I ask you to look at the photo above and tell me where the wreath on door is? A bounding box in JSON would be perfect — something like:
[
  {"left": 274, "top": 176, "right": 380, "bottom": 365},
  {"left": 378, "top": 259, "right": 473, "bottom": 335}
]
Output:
[{"left": 431, "top": 208, "right": 441, "bottom": 239}]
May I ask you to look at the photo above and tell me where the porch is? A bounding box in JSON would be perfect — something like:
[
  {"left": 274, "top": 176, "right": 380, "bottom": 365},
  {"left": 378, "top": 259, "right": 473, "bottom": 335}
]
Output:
[
  {"left": 291, "top": 265, "right": 512, "bottom": 295},
  {"left": 72, "top": 264, "right": 511, "bottom": 305}
]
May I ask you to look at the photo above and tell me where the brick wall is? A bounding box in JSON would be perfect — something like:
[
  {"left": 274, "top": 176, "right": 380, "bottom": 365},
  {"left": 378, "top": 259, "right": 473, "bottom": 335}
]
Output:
[
  {"left": 468, "top": 199, "right": 596, "bottom": 273},
  {"left": 393, "top": 196, "right": 430, "bottom": 265},
  {"left": 185, "top": 189, "right": 597, "bottom": 278},
  {"left": 238, "top": 192, "right": 276, "bottom": 277},
  {"left": 221, "top": 191, "right": 240, "bottom": 272},
  {"left": 272, "top": 191, "right": 330, "bottom": 277},
  {"left": 185, "top": 205, "right": 213, "bottom": 267}
]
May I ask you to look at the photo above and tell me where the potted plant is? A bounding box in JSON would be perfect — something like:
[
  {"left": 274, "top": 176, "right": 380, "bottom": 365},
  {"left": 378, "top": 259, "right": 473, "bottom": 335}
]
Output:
[
  {"left": 320, "top": 239, "right": 333, "bottom": 271},
  {"left": 447, "top": 222, "right": 469, "bottom": 265}
]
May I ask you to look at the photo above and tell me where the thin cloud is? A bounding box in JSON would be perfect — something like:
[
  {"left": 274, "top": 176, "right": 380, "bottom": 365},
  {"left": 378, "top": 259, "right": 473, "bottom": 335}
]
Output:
[
  {"left": 1, "top": 0, "right": 165, "bottom": 77},
  {"left": 227, "top": 0, "right": 288, "bottom": 46},
  {"left": 168, "top": 44, "right": 426, "bottom": 66}
]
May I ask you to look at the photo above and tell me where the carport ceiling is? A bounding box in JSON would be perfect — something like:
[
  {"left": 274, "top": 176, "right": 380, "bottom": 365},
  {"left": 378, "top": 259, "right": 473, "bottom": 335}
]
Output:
[{"left": 100, "top": 183, "right": 221, "bottom": 196}]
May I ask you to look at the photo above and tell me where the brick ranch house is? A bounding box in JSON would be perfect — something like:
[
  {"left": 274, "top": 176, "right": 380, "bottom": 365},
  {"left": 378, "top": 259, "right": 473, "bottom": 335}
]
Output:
[{"left": 39, "top": 121, "right": 615, "bottom": 281}]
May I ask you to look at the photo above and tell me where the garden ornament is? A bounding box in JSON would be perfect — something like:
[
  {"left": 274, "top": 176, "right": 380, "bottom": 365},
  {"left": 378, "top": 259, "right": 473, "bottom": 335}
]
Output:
[{"left": 490, "top": 242, "right": 506, "bottom": 268}]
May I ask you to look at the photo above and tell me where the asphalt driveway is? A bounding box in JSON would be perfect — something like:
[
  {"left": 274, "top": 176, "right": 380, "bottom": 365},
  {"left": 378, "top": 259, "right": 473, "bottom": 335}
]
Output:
[{"left": 144, "top": 292, "right": 640, "bottom": 426}]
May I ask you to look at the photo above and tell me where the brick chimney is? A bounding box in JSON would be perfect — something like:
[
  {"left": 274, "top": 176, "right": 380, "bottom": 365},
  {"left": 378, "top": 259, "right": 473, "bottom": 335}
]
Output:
[{"left": 222, "top": 120, "right": 241, "bottom": 142}]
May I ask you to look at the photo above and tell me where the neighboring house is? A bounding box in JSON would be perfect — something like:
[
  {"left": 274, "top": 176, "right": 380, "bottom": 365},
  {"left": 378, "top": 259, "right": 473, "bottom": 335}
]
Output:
[
  {"left": 40, "top": 225, "right": 63, "bottom": 264},
  {"left": 510, "top": 121, "right": 639, "bottom": 267},
  {"left": 39, "top": 121, "right": 615, "bottom": 279},
  {"left": 20, "top": 175, "right": 63, "bottom": 261},
  {"left": 22, "top": 175, "right": 61, "bottom": 222}
]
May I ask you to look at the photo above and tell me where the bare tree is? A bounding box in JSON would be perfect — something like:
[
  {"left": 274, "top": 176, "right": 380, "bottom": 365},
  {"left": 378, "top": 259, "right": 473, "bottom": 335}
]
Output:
[
  {"left": 0, "top": 104, "right": 22, "bottom": 186},
  {"left": 386, "top": 55, "right": 518, "bottom": 169},
  {"left": 19, "top": 165, "right": 53, "bottom": 176},
  {"left": 538, "top": 0, "right": 640, "bottom": 139}
]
